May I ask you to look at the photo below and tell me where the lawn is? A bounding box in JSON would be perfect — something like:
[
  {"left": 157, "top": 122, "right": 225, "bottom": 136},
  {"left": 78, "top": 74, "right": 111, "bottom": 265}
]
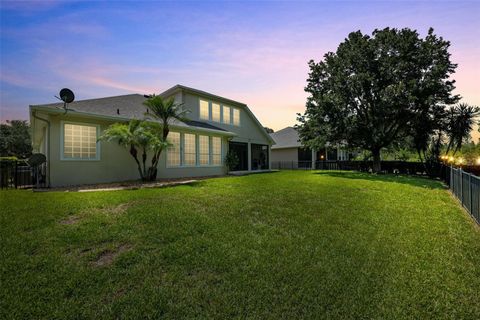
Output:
[{"left": 1, "top": 171, "right": 479, "bottom": 319}]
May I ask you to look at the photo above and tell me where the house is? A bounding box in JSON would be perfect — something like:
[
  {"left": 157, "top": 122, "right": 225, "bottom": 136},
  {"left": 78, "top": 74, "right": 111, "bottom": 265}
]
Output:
[
  {"left": 29, "top": 85, "right": 274, "bottom": 187},
  {"left": 270, "top": 127, "right": 350, "bottom": 168}
]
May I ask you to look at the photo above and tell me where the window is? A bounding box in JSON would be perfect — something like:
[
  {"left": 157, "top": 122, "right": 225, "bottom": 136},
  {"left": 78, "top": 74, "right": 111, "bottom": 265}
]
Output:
[
  {"left": 184, "top": 133, "right": 196, "bottom": 166},
  {"left": 200, "top": 99, "right": 209, "bottom": 120},
  {"left": 199, "top": 135, "right": 210, "bottom": 165},
  {"left": 222, "top": 106, "right": 230, "bottom": 124},
  {"left": 62, "top": 123, "right": 98, "bottom": 160},
  {"left": 233, "top": 108, "right": 240, "bottom": 126},
  {"left": 167, "top": 132, "right": 181, "bottom": 167},
  {"left": 212, "top": 103, "right": 220, "bottom": 122},
  {"left": 212, "top": 137, "right": 222, "bottom": 165}
]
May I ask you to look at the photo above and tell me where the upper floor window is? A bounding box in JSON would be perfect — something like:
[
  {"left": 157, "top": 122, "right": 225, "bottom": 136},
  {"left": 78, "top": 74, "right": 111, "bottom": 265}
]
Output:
[
  {"left": 233, "top": 108, "right": 240, "bottom": 126},
  {"left": 212, "top": 103, "right": 221, "bottom": 122},
  {"left": 198, "top": 98, "right": 240, "bottom": 126},
  {"left": 222, "top": 106, "right": 230, "bottom": 124},
  {"left": 199, "top": 99, "right": 209, "bottom": 120},
  {"left": 62, "top": 123, "right": 99, "bottom": 160}
]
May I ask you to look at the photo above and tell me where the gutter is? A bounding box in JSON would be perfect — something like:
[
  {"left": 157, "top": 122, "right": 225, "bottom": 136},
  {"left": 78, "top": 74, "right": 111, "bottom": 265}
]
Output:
[{"left": 31, "top": 110, "right": 51, "bottom": 187}]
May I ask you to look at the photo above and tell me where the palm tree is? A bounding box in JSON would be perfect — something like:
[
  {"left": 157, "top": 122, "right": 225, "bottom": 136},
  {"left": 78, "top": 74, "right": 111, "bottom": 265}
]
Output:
[
  {"left": 99, "top": 120, "right": 168, "bottom": 181},
  {"left": 143, "top": 95, "right": 188, "bottom": 180},
  {"left": 446, "top": 103, "right": 480, "bottom": 154}
]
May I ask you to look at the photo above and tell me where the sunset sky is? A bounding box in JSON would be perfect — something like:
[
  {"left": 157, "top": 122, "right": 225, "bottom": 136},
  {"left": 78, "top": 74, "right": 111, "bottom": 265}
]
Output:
[{"left": 1, "top": 0, "right": 479, "bottom": 136}]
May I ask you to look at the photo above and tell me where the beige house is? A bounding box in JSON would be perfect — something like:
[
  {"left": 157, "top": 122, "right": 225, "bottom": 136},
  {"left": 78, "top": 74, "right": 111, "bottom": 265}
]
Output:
[
  {"left": 30, "top": 85, "right": 274, "bottom": 187},
  {"left": 270, "top": 127, "right": 350, "bottom": 169}
]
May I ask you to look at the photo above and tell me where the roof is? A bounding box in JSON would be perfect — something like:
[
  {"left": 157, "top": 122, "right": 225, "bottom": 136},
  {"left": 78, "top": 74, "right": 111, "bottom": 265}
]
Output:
[
  {"left": 30, "top": 84, "right": 274, "bottom": 142},
  {"left": 270, "top": 127, "right": 303, "bottom": 149},
  {"left": 160, "top": 84, "right": 247, "bottom": 107},
  {"left": 30, "top": 92, "right": 231, "bottom": 136}
]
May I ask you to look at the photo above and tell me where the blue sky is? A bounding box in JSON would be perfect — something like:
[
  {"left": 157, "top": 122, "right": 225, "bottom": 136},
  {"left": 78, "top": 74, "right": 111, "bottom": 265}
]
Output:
[{"left": 1, "top": 0, "right": 479, "bottom": 132}]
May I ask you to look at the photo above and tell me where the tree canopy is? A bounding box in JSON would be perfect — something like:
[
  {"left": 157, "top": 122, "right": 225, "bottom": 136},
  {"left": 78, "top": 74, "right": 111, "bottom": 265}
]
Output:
[
  {"left": 297, "top": 27, "right": 460, "bottom": 171},
  {"left": 0, "top": 120, "right": 32, "bottom": 159}
]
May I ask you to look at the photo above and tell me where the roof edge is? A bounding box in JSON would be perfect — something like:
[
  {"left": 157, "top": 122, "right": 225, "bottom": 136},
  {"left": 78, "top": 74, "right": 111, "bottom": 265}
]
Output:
[{"left": 29, "top": 106, "right": 237, "bottom": 137}]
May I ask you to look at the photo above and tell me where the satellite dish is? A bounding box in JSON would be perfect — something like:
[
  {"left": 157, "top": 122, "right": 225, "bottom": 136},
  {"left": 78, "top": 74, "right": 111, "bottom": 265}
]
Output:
[
  {"left": 54, "top": 88, "right": 75, "bottom": 114},
  {"left": 59, "top": 88, "right": 75, "bottom": 103}
]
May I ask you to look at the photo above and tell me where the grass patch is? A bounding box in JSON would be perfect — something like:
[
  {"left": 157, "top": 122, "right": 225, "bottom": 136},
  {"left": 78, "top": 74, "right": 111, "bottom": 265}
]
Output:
[{"left": 1, "top": 171, "right": 479, "bottom": 318}]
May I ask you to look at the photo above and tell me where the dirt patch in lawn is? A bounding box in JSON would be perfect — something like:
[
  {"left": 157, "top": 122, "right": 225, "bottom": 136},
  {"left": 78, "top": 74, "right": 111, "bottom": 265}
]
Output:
[
  {"left": 59, "top": 215, "right": 81, "bottom": 225},
  {"left": 91, "top": 244, "right": 132, "bottom": 267},
  {"left": 98, "top": 203, "right": 133, "bottom": 215}
]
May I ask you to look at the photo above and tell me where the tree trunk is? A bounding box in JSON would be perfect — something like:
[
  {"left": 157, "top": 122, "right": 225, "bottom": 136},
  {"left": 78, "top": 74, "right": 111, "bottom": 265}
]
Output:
[
  {"left": 147, "top": 150, "right": 163, "bottom": 181},
  {"left": 372, "top": 149, "right": 381, "bottom": 173},
  {"left": 142, "top": 148, "right": 147, "bottom": 178},
  {"left": 129, "top": 145, "right": 145, "bottom": 180}
]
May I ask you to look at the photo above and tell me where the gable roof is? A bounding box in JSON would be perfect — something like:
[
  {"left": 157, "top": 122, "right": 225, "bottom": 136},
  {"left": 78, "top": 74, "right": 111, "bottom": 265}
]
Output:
[
  {"left": 270, "top": 126, "right": 303, "bottom": 149},
  {"left": 30, "top": 92, "right": 231, "bottom": 136},
  {"left": 161, "top": 84, "right": 275, "bottom": 144}
]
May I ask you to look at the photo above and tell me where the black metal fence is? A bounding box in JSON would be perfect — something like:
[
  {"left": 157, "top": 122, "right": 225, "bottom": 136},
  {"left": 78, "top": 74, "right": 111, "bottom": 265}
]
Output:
[
  {"left": 0, "top": 160, "right": 34, "bottom": 189},
  {"left": 271, "top": 160, "right": 426, "bottom": 174},
  {"left": 450, "top": 167, "right": 480, "bottom": 225}
]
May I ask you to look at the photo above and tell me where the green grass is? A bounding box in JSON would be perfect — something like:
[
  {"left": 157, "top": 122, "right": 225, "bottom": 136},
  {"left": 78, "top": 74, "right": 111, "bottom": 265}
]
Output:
[{"left": 1, "top": 171, "right": 480, "bottom": 319}]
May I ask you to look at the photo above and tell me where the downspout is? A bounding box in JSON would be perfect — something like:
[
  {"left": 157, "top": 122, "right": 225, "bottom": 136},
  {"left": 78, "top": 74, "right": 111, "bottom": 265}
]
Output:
[{"left": 32, "top": 111, "right": 51, "bottom": 187}]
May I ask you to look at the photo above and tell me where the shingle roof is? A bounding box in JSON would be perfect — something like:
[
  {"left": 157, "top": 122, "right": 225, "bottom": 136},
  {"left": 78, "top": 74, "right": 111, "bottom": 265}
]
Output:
[
  {"left": 30, "top": 93, "right": 228, "bottom": 134},
  {"left": 270, "top": 127, "right": 303, "bottom": 149}
]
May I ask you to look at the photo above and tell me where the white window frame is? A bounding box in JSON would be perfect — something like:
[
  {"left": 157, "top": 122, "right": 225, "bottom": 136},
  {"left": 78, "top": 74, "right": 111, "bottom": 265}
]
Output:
[
  {"left": 222, "top": 105, "right": 231, "bottom": 124},
  {"left": 198, "top": 135, "right": 210, "bottom": 166},
  {"left": 166, "top": 131, "right": 181, "bottom": 168},
  {"left": 60, "top": 121, "right": 101, "bottom": 161},
  {"left": 232, "top": 108, "right": 241, "bottom": 126},
  {"left": 199, "top": 99, "right": 210, "bottom": 120},
  {"left": 182, "top": 133, "right": 197, "bottom": 167},
  {"left": 211, "top": 136, "right": 222, "bottom": 166},
  {"left": 211, "top": 102, "right": 221, "bottom": 122},
  {"left": 165, "top": 132, "right": 224, "bottom": 168}
]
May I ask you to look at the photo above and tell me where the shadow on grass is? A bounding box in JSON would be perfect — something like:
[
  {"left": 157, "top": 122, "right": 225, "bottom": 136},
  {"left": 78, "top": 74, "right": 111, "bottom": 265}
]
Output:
[{"left": 314, "top": 171, "right": 446, "bottom": 190}]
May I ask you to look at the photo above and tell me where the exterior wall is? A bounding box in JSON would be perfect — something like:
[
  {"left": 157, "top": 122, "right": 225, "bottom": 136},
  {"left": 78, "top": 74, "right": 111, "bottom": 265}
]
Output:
[
  {"left": 271, "top": 147, "right": 298, "bottom": 162},
  {"left": 182, "top": 92, "right": 270, "bottom": 146},
  {"left": 30, "top": 87, "right": 272, "bottom": 186},
  {"left": 38, "top": 113, "right": 226, "bottom": 187},
  {"left": 181, "top": 91, "right": 272, "bottom": 171}
]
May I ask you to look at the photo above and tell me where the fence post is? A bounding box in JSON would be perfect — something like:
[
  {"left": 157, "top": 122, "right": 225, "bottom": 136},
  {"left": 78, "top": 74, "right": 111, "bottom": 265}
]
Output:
[
  {"left": 14, "top": 160, "right": 18, "bottom": 189},
  {"left": 469, "top": 173, "right": 473, "bottom": 213},
  {"left": 460, "top": 169, "right": 464, "bottom": 206}
]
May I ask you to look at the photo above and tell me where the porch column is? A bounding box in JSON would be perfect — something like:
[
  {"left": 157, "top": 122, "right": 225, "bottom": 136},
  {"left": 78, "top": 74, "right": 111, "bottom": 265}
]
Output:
[
  {"left": 268, "top": 145, "right": 272, "bottom": 170},
  {"left": 247, "top": 142, "right": 252, "bottom": 171},
  {"left": 312, "top": 149, "right": 316, "bottom": 169}
]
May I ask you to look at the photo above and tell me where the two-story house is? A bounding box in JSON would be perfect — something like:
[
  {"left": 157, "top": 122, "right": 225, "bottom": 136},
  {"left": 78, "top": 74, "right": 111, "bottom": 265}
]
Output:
[{"left": 29, "top": 85, "right": 274, "bottom": 187}]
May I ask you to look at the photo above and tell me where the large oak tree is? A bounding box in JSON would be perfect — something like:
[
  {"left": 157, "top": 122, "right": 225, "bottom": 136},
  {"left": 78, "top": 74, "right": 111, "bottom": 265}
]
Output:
[{"left": 297, "top": 28, "right": 459, "bottom": 172}]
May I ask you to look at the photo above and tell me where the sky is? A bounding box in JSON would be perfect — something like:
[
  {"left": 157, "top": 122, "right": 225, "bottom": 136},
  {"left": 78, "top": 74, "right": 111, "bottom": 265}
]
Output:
[{"left": 1, "top": 0, "right": 479, "bottom": 136}]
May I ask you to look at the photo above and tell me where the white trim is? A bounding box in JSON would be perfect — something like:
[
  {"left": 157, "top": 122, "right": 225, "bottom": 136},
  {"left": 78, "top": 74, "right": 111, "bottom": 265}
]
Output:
[{"left": 60, "top": 120, "right": 101, "bottom": 161}]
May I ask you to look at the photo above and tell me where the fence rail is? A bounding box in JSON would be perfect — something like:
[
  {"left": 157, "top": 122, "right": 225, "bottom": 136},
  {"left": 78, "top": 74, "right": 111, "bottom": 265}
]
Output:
[
  {"left": 0, "top": 160, "right": 34, "bottom": 189},
  {"left": 271, "top": 160, "right": 426, "bottom": 174},
  {"left": 450, "top": 167, "right": 480, "bottom": 225}
]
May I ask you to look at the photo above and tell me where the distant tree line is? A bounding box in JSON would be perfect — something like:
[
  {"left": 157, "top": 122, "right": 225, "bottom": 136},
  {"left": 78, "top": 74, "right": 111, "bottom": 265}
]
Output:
[
  {"left": 0, "top": 120, "right": 32, "bottom": 159},
  {"left": 297, "top": 27, "right": 479, "bottom": 174}
]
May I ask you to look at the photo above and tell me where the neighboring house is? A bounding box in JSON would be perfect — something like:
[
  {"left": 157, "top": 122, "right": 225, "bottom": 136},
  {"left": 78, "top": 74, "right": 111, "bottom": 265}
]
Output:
[
  {"left": 30, "top": 85, "right": 274, "bottom": 187},
  {"left": 270, "top": 127, "right": 349, "bottom": 168}
]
